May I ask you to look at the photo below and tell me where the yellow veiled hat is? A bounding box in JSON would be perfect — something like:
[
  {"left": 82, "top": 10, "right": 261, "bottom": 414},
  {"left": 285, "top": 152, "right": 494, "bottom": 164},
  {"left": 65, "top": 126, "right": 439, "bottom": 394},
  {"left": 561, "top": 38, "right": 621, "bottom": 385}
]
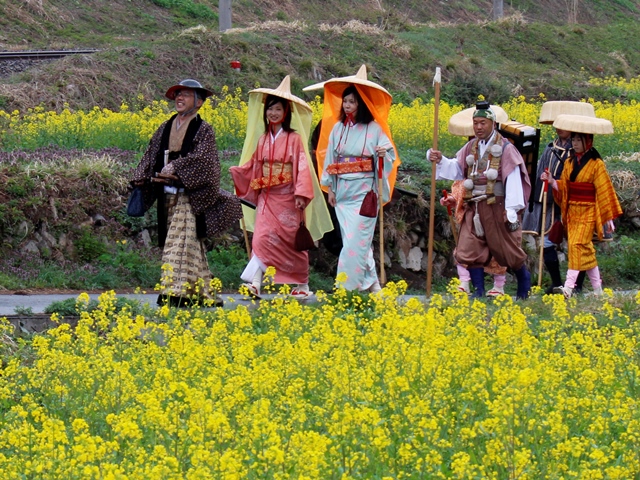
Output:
[
  {"left": 250, "top": 75, "right": 311, "bottom": 112},
  {"left": 448, "top": 104, "right": 509, "bottom": 137},
  {"left": 236, "top": 76, "right": 333, "bottom": 241}
]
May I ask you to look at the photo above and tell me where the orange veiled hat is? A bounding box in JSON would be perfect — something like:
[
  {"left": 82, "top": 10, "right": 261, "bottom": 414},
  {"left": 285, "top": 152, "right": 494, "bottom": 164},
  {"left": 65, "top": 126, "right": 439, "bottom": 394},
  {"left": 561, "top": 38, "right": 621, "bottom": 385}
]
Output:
[{"left": 303, "top": 65, "right": 401, "bottom": 202}]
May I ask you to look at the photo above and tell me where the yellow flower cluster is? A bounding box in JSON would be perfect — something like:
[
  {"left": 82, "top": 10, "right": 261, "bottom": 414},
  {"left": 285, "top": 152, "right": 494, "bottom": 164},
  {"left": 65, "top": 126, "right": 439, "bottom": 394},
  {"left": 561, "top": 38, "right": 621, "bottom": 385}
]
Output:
[
  {"left": 1, "top": 88, "right": 640, "bottom": 156},
  {"left": 0, "top": 284, "right": 639, "bottom": 477},
  {"left": 588, "top": 74, "right": 640, "bottom": 98}
]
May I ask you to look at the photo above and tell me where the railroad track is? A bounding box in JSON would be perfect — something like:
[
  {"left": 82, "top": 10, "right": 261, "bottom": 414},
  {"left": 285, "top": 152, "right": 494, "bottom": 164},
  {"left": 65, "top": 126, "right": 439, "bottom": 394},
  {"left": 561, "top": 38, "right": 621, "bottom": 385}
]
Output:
[{"left": 0, "top": 49, "right": 98, "bottom": 61}]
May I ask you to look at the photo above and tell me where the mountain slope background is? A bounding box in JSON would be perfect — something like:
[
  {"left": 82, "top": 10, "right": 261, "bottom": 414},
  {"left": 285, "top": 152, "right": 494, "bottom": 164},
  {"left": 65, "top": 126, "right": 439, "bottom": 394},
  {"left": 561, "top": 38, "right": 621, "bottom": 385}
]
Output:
[{"left": 1, "top": 0, "right": 640, "bottom": 112}]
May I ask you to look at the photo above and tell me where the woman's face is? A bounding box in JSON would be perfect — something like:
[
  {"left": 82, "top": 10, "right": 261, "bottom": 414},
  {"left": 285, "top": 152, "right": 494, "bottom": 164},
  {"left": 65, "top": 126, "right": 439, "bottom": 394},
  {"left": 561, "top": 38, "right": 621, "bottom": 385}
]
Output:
[
  {"left": 572, "top": 134, "right": 586, "bottom": 154},
  {"left": 266, "top": 102, "right": 285, "bottom": 125},
  {"left": 342, "top": 93, "right": 358, "bottom": 116}
]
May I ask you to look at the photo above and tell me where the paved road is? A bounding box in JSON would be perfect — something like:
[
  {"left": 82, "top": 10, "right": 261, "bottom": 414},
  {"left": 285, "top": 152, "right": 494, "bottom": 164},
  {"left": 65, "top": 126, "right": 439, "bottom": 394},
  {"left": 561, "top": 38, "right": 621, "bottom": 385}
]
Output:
[{"left": 0, "top": 292, "right": 270, "bottom": 316}]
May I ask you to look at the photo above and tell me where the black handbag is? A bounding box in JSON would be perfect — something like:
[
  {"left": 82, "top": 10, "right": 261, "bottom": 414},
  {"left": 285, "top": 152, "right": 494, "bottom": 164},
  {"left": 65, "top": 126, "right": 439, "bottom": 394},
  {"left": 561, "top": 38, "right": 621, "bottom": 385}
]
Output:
[
  {"left": 295, "top": 221, "right": 315, "bottom": 251},
  {"left": 126, "top": 187, "right": 146, "bottom": 217}
]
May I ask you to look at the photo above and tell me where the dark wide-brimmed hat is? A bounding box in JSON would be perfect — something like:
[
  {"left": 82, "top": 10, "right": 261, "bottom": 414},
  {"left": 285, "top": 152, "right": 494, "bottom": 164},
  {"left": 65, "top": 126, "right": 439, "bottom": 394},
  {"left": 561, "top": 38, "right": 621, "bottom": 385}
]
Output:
[{"left": 165, "top": 79, "right": 213, "bottom": 100}]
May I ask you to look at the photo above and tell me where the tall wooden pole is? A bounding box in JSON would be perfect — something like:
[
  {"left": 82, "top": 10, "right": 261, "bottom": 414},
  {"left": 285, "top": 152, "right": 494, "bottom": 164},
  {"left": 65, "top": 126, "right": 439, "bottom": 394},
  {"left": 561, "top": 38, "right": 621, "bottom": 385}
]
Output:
[
  {"left": 426, "top": 67, "right": 441, "bottom": 296},
  {"left": 378, "top": 153, "right": 386, "bottom": 285},
  {"left": 537, "top": 169, "right": 549, "bottom": 287}
]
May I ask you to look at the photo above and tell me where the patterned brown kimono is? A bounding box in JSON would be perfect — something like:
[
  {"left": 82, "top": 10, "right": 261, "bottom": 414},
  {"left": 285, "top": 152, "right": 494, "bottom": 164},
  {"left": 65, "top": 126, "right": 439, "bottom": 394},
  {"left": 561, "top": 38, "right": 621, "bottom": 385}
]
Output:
[{"left": 131, "top": 114, "right": 242, "bottom": 300}]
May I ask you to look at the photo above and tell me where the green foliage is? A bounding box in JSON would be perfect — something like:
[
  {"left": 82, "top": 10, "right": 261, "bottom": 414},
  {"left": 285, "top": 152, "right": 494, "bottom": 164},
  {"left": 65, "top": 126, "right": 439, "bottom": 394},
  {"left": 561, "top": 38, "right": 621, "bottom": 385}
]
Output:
[
  {"left": 207, "top": 244, "right": 247, "bottom": 290},
  {"left": 44, "top": 297, "right": 142, "bottom": 316},
  {"left": 150, "top": 0, "right": 215, "bottom": 19},
  {"left": 97, "top": 241, "right": 160, "bottom": 287},
  {"left": 75, "top": 229, "right": 109, "bottom": 263},
  {"left": 13, "top": 305, "right": 33, "bottom": 316},
  {"left": 598, "top": 236, "right": 640, "bottom": 286}
]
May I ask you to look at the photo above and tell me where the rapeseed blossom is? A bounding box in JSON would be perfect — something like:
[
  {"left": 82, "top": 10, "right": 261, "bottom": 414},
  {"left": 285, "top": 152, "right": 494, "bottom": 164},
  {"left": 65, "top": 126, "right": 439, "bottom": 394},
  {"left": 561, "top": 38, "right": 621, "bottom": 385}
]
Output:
[
  {"left": 0, "top": 281, "right": 639, "bottom": 477},
  {"left": 2, "top": 85, "right": 640, "bottom": 156}
]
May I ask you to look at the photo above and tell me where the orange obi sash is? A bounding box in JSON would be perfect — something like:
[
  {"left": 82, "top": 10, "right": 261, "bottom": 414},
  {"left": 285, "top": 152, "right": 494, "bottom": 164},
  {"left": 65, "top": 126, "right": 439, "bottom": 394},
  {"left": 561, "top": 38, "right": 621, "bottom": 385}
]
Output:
[
  {"left": 326, "top": 156, "right": 373, "bottom": 175},
  {"left": 250, "top": 162, "right": 293, "bottom": 190},
  {"left": 568, "top": 181, "right": 596, "bottom": 203}
]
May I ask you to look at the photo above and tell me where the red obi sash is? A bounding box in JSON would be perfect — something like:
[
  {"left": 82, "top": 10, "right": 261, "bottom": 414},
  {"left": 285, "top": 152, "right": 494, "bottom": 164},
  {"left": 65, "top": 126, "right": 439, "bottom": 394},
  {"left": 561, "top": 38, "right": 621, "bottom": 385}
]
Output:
[
  {"left": 568, "top": 181, "right": 596, "bottom": 203},
  {"left": 326, "top": 156, "right": 373, "bottom": 175}
]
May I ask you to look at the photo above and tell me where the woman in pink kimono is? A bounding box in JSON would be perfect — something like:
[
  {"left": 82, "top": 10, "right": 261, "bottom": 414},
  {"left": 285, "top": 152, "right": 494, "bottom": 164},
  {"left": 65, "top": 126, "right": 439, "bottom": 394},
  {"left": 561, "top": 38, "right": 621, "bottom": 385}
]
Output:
[{"left": 231, "top": 77, "right": 332, "bottom": 299}]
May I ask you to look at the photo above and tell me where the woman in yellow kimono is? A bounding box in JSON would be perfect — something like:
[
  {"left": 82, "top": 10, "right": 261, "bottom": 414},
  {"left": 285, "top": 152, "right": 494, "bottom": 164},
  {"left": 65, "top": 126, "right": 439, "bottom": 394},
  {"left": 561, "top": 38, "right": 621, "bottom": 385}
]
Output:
[
  {"left": 231, "top": 77, "right": 332, "bottom": 299},
  {"left": 541, "top": 114, "right": 622, "bottom": 297}
]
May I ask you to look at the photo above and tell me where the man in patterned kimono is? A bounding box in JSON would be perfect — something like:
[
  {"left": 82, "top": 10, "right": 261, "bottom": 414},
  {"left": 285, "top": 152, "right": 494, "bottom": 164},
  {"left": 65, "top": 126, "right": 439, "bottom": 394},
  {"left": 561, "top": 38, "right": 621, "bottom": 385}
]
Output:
[
  {"left": 131, "top": 79, "right": 242, "bottom": 307},
  {"left": 428, "top": 101, "right": 532, "bottom": 299},
  {"left": 541, "top": 114, "right": 622, "bottom": 298}
]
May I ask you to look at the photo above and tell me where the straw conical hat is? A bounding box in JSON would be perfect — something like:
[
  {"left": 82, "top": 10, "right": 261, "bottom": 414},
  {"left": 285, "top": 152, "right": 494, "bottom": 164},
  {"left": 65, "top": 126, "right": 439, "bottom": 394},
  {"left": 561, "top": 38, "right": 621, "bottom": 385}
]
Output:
[
  {"left": 249, "top": 76, "right": 311, "bottom": 112},
  {"left": 552, "top": 114, "right": 613, "bottom": 134},
  {"left": 539, "top": 101, "right": 595, "bottom": 125},
  {"left": 448, "top": 105, "right": 509, "bottom": 137},
  {"left": 303, "top": 65, "right": 391, "bottom": 99}
]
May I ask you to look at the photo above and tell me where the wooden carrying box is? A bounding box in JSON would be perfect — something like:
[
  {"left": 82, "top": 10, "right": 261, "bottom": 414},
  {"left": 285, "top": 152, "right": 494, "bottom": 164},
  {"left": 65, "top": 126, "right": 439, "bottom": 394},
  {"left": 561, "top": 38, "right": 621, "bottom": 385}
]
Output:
[{"left": 498, "top": 120, "right": 541, "bottom": 205}]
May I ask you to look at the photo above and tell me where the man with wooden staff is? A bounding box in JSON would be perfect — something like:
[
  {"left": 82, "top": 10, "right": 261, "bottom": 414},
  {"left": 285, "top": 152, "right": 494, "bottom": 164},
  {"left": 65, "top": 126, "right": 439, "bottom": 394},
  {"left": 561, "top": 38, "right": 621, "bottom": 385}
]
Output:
[{"left": 427, "top": 101, "right": 532, "bottom": 299}]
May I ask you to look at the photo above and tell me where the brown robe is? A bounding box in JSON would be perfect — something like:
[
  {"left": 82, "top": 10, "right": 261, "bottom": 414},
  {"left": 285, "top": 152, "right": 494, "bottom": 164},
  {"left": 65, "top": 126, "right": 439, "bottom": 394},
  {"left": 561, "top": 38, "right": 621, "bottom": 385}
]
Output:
[{"left": 131, "top": 114, "right": 242, "bottom": 247}]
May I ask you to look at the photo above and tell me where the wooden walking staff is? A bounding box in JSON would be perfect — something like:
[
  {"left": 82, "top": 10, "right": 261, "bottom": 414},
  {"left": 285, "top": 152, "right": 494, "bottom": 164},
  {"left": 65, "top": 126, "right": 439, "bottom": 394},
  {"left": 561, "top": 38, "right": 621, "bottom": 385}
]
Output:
[
  {"left": 378, "top": 152, "right": 386, "bottom": 285},
  {"left": 239, "top": 199, "right": 256, "bottom": 260},
  {"left": 442, "top": 189, "right": 458, "bottom": 245},
  {"left": 537, "top": 168, "right": 549, "bottom": 287},
  {"left": 426, "top": 67, "right": 441, "bottom": 296}
]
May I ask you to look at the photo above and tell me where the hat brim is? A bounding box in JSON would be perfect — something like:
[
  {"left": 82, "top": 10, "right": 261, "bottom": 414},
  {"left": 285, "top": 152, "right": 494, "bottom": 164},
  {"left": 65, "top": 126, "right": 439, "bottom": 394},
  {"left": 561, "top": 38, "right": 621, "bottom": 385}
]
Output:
[
  {"left": 165, "top": 85, "right": 213, "bottom": 100},
  {"left": 539, "top": 101, "right": 595, "bottom": 124},
  {"left": 249, "top": 87, "right": 312, "bottom": 112},
  {"left": 552, "top": 114, "right": 613, "bottom": 134},
  {"left": 303, "top": 76, "right": 391, "bottom": 100},
  {"left": 448, "top": 105, "right": 509, "bottom": 137}
]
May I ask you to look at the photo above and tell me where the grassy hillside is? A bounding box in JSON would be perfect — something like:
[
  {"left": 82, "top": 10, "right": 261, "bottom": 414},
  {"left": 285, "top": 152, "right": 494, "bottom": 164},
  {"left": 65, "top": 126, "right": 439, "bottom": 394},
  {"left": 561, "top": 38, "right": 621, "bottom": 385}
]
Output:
[{"left": 0, "top": 1, "right": 639, "bottom": 112}]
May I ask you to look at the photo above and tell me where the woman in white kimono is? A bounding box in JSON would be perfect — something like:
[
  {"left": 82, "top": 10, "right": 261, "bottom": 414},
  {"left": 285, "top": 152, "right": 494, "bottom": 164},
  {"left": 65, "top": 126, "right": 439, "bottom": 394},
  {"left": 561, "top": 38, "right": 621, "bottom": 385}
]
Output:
[{"left": 311, "top": 66, "right": 400, "bottom": 292}]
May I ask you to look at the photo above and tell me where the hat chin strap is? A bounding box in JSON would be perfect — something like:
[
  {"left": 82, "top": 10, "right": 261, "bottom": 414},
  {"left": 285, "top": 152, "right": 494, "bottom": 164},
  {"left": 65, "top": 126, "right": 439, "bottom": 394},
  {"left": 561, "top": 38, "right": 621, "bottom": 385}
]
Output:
[{"left": 179, "top": 106, "right": 198, "bottom": 118}]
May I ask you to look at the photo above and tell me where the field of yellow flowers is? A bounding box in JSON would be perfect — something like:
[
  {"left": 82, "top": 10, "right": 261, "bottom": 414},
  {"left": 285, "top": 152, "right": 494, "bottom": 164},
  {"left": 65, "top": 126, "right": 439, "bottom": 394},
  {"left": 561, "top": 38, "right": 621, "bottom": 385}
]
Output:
[
  {"left": 1, "top": 280, "right": 639, "bottom": 478},
  {"left": 2, "top": 76, "right": 640, "bottom": 478},
  {"left": 2, "top": 76, "right": 640, "bottom": 156}
]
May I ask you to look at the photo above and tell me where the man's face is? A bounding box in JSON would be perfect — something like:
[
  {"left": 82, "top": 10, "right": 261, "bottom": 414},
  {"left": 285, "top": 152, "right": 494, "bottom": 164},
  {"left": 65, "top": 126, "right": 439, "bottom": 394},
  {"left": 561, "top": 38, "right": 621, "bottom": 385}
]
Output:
[
  {"left": 556, "top": 128, "right": 571, "bottom": 141},
  {"left": 473, "top": 117, "right": 494, "bottom": 141},
  {"left": 174, "top": 88, "right": 202, "bottom": 115}
]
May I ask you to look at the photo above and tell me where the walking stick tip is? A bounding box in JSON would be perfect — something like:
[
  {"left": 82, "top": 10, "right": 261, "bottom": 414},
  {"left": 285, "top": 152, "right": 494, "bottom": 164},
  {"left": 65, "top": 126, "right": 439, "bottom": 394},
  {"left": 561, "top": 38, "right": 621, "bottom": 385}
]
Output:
[{"left": 433, "top": 67, "right": 441, "bottom": 85}]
